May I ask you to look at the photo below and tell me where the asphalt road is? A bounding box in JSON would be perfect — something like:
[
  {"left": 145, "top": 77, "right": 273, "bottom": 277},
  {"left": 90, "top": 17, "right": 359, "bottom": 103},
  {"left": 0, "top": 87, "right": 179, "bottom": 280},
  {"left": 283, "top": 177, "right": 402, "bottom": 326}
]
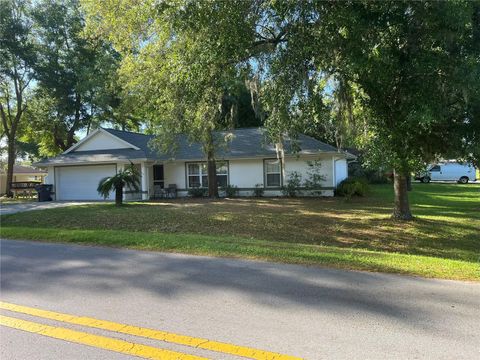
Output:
[{"left": 1, "top": 239, "right": 479, "bottom": 359}]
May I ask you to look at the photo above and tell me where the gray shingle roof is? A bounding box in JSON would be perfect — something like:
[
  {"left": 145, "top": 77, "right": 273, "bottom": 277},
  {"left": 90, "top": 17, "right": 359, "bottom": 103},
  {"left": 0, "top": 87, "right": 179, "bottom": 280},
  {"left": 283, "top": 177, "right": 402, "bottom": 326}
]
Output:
[
  {"left": 103, "top": 127, "right": 340, "bottom": 160},
  {"left": 35, "top": 127, "right": 346, "bottom": 166}
]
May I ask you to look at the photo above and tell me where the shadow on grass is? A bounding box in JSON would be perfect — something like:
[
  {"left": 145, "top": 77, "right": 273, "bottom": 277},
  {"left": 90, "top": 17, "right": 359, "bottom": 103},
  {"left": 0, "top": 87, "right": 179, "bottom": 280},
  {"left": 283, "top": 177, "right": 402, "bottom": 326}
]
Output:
[{"left": 1, "top": 184, "right": 478, "bottom": 264}]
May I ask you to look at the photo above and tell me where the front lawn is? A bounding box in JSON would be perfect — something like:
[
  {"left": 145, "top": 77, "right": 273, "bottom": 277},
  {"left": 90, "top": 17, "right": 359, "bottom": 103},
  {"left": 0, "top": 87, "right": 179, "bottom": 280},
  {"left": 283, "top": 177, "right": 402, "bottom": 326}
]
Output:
[{"left": 1, "top": 183, "right": 479, "bottom": 280}]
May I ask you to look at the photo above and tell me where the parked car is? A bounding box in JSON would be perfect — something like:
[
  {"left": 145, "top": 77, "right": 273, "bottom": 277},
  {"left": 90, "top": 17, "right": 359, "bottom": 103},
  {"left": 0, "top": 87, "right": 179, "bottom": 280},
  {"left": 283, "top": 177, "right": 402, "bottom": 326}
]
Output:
[{"left": 415, "top": 162, "right": 477, "bottom": 183}]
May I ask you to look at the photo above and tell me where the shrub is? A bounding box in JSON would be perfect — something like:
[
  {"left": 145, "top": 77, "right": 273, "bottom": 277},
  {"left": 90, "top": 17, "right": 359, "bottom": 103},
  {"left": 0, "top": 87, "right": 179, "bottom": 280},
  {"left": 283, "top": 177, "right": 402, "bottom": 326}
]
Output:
[
  {"left": 335, "top": 177, "right": 369, "bottom": 198},
  {"left": 188, "top": 187, "right": 207, "bottom": 198},
  {"left": 366, "top": 171, "right": 390, "bottom": 184},
  {"left": 281, "top": 171, "right": 302, "bottom": 197},
  {"left": 224, "top": 185, "right": 239, "bottom": 198},
  {"left": 253, "top": 184, "right": 264, "bottom": 197},
  {"left": 348, "top": 162, "right": 390, "bottom": 184}
]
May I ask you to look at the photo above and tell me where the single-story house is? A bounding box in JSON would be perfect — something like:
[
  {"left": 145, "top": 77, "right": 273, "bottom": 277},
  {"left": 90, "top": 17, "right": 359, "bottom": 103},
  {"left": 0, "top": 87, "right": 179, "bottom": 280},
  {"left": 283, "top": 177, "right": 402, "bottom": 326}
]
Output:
[
  {"left": 34, "top": 127, "right": 354, "bottom": 201},
  {"left": 0, "top": 165, "right": 47, "bottom": 195}
]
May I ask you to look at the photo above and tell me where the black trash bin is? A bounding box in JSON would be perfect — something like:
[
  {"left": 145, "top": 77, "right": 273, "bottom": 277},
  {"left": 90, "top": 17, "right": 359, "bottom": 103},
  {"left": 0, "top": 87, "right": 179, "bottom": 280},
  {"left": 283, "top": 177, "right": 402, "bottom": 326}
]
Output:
[{"left": 35, "top": 184, "right": 53, "bottom": 202}]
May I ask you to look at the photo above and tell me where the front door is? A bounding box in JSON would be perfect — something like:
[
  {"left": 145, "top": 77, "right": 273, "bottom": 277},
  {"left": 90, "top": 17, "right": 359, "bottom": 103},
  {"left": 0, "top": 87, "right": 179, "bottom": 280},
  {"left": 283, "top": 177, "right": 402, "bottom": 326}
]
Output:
[{"left": 153, "top": 165, "right": 164, "bottom": 188}]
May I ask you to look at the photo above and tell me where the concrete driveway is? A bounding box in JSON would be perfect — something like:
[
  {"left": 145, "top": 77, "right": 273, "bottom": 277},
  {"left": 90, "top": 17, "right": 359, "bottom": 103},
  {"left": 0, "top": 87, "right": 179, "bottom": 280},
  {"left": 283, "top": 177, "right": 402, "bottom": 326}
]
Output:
[
  {"left": 0, "top": 201, "right": 94, "bottom": 215},
  {"left": 1, "top": 239, "right": 479, "bottom": 359}
]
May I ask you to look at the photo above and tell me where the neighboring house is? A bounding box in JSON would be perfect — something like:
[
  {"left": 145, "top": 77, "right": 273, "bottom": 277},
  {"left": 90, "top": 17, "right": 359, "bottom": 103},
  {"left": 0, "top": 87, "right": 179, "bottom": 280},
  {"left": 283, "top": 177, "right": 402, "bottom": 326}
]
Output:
[
  {"left": 0, "top": 165, "right": 47, "bottom": 195},
  {"left": 34, "top": 127, "right": 354, "bottom": 201}
]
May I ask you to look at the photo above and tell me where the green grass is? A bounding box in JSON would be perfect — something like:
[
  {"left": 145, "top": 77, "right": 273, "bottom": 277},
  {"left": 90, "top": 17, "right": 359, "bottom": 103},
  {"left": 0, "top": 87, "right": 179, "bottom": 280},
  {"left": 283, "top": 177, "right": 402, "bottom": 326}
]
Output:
[{"left": 1, "top": 183, "right": 479, "bottom": 280}]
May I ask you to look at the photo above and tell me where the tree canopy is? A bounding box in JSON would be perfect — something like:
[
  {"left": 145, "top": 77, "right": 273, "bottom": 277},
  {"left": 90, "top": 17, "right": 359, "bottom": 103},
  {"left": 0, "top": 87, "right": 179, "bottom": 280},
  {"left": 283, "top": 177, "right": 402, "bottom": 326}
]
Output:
[
  {"left": 69, "top": 1, "right": 480, "bottom": 217},
  {"left": 0, "top": 0, "right": 36, "bottom": 196},
  {"left": 1, "top": 0, "right": 143, "bottom": 167},
  {"left": 83, "top": 0, "right": 269, "bottom": 196},
  {"left": 23, "top": 0, "right": 125, "bottom": 156},
  {"left": 303, "top": 1, "right": 480, "bottom": 218},
  {"left": 1, "top": 0, "right": 477, "bottom": 216}
]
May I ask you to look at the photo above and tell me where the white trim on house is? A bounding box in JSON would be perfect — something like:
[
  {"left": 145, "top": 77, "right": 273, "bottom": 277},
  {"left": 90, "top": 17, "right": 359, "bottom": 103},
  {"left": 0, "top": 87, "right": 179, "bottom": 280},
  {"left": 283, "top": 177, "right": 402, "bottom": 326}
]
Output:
[
  {"left": 156, "top": 152, "right": 351, "bottom": 163},
  {"left": 63, "top": 128, "right": 140, "bottom": 154},
  {"left": 40, "top": 159, "right": 149, "bottom": 167}
]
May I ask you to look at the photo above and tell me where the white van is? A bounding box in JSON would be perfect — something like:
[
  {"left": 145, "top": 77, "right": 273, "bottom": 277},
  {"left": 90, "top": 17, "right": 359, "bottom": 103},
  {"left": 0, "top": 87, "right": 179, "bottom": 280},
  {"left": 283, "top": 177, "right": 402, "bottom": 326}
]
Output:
[{"left": 416, "top": 162, "right": 477, "bottom": 183}]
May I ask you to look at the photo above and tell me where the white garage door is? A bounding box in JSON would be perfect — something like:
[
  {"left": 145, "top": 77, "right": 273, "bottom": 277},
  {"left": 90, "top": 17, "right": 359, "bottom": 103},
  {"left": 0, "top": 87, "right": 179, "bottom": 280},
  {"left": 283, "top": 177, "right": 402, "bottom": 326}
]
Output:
[{"left": 56, "top": 165, "right": 116, "bottom": 200}]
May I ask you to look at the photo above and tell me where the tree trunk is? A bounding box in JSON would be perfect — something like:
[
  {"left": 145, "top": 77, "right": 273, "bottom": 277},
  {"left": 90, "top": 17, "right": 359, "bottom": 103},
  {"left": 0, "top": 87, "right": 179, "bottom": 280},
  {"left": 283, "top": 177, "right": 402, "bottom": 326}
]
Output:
[
  {"left": 207, "top": 150, "right": 218, "bottom": 198},
  {"left": 206, "top": 131, "right": 218, "bottom": 198},
  {"left": 275, "top": 140, "right": 285, "bottom": 186},
  {"left": 115, "top": 184, "right": 123, "bottom": 206},
  {"left": 5, "top": 137, "right": 16, "bottom": 198},
  {"left": 406, "top": 172, "right": 412, "bottom": 191},
  {"left": 1, "top": 56, "right": 28, "bottom": 198},
  {"left": 65, "top": 128, "right": 76, "bottom": 150},
  {"left": 393, "top": 170, "right": 413, "bottom": 220},
  {"left": 63, "top": 93, "right": 82, "bottom": 150}
]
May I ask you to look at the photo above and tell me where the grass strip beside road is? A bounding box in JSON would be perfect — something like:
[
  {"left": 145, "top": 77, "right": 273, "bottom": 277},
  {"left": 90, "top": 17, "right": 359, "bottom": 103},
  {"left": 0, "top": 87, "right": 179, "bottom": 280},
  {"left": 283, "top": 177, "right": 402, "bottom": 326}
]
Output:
[{"left": 1, "top": 226, "right": 478, "bottom": 281}]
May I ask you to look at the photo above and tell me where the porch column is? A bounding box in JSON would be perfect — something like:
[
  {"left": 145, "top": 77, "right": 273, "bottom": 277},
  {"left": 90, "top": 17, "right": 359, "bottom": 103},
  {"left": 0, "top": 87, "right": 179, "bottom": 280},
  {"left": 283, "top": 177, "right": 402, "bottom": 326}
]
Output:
[
  {"left": 141, "top": 162, "right": 148, "bottom": 200},
  {"left": 332, "top": 157, "right": 337, "bottom": 188}
]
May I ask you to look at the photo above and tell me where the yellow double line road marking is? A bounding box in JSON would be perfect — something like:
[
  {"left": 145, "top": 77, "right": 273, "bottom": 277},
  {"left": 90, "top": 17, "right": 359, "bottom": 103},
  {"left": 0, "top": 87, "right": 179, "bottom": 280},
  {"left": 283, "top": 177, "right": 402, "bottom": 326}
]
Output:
[
  {"left": 0, "top": 301, "right": 301, "bottom": 360},
  {"left": 0, "top": 315, "right": 205, "bottom": 360}
]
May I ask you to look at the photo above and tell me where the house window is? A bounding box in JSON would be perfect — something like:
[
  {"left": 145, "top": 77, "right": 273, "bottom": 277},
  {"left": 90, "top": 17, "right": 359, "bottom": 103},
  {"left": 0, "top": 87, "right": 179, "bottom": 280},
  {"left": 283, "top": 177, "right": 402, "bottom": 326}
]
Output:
[
  {"left": 153, "top": 165, "right": 164, "bottom": 188},
  {"left": 186, "top": 162, "right": 228, "bottom": 188},
  {"left": 216, "top": 162, "right": 228, "bottom": 188},
  {"left": 264, "top": 159, "right": 282, "bottom": 187},
  {"left": 187, "top": 163, "right": 206, "bottom": 188}
]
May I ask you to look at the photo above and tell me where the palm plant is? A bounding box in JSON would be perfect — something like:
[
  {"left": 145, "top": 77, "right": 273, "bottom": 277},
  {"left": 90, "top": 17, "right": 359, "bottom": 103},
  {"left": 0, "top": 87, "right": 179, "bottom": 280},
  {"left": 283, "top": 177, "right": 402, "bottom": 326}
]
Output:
[{"left": 97, "top": 164, "right": 140, "bottom": 206}]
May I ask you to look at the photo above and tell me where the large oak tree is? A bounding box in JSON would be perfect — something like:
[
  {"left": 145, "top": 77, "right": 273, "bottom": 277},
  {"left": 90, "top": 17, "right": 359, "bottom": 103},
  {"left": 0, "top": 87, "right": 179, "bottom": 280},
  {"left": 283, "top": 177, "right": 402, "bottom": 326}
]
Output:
[
  {"left": 82, "top": 0, "right": 479, "bottom": 216},
  {"left": 0, "top": 0, "right": 36, "bottom": 197},
  {"left": 316, "top": 1, "right": 480, "bottom": 219},
  {"left": 25, "top": 0, "right": 123, "bottom": 156},
  {"left": 82, "top": 0, "right": 274, "bottom": 197}
]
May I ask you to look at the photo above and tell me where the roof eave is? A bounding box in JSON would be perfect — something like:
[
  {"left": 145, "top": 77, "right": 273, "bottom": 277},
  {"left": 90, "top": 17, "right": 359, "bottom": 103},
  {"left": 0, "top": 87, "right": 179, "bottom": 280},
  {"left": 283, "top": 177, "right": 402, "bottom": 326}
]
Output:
[
  {"left": 33, "top": 158, "right": 150, "bottom": 167},
  {"left": 156, "top": 151, "right": 348, "bottom": 162}
]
